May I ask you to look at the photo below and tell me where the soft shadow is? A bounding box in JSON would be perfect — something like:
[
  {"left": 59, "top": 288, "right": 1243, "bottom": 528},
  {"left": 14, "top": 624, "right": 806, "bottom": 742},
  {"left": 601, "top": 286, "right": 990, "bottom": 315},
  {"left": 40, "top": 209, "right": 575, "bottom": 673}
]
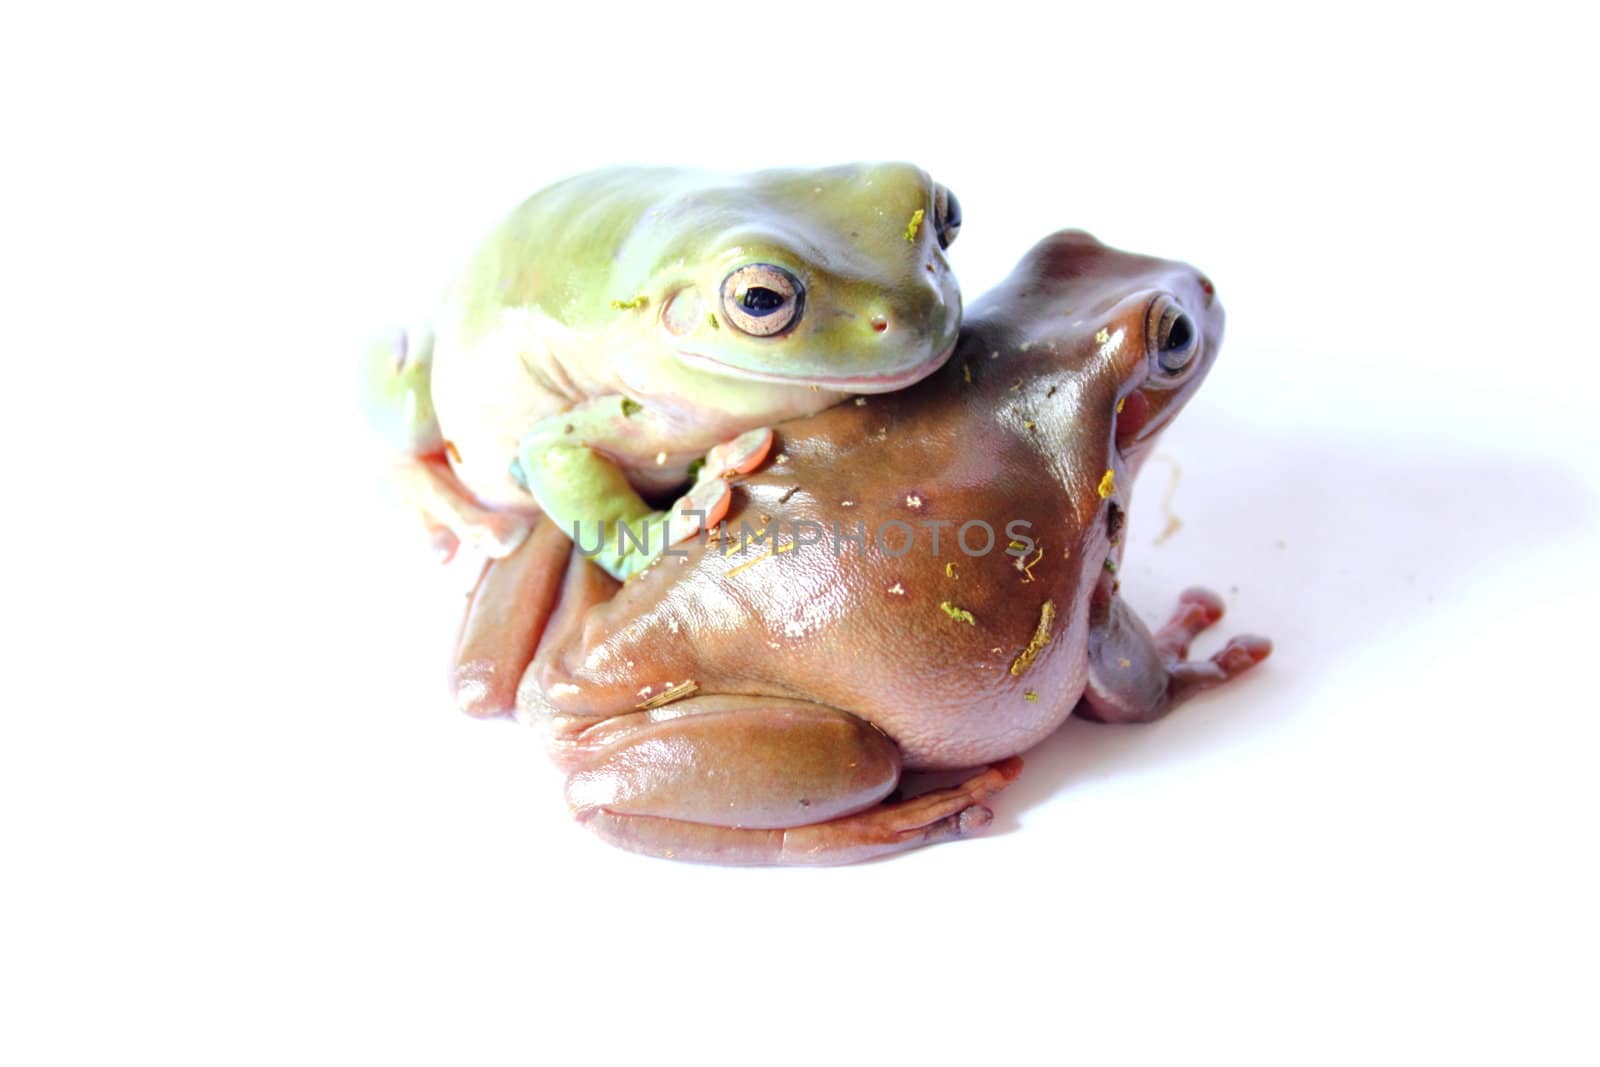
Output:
[{"left": 909, "top": 417, "right": 1595, "bottom": 832}]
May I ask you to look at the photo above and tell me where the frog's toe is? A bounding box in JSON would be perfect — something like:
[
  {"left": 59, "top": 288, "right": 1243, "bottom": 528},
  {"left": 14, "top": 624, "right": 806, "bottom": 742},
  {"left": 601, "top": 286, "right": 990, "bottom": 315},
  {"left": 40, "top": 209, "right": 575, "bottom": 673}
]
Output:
[
  {"left": 1168, "top": 633, "right": 1273, "bottom": 704},
  {"left": 666, "top": 478, "right": 731, "bottom": 545},
  {"left": 1215, "top": 634, "right": 1273, "bottom": 673},
  {"left": 701, "top": 427, "right": 774, "bottom": 481},
  {"left": 1153, "top": 586, "right": 1227, "bottom": 658},
  {"left": 424, "top": 520, "right": 460, "bottom": 564},
  {"left": 463, "top": 512, "right": 532, "bottom": 559}
]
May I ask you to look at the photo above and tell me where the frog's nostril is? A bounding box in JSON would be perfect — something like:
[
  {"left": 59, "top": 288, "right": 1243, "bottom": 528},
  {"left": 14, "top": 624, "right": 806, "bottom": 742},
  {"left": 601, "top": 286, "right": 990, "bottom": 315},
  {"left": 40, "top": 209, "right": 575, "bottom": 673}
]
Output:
[{"left": 870, "top": 316, "right": 889, "bottom": 334}]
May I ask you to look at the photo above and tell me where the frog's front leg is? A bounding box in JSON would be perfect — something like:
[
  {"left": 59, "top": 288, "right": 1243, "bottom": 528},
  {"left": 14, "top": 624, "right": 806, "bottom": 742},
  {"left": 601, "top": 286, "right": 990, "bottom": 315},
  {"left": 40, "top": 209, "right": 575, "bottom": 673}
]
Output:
[
  {"left": 555, "top": 697, "right": 1021, "bottom": 866},
  {"left": 363, "top": 326, "right": 531, "bottom": 560},
  {"left": 516, "top": 397, "right": 772, "bottom": 580},
  {"left": 1080, "top": 580, "right": 1272, "bottom": 725}
]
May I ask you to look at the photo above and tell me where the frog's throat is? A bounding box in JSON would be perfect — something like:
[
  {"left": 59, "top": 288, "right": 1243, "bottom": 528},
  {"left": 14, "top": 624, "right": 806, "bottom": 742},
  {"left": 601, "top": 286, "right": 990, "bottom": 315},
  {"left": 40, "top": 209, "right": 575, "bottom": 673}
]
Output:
[{"left": 672, "top": 338, "right": 957, "bottom": 394}]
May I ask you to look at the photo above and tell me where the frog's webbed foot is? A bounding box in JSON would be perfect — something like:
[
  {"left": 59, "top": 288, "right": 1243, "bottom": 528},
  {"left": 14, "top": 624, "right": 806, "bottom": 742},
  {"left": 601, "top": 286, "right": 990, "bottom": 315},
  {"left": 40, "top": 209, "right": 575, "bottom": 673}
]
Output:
[
  {"left": 1080, "top": 584, "right": 1272, "bottom": 725},
  {"left": 391, "top": 454, "right": 532, "bottom": 563},
  {"left": 772, "top": 758, "right": 1022, "bottom": 864}
]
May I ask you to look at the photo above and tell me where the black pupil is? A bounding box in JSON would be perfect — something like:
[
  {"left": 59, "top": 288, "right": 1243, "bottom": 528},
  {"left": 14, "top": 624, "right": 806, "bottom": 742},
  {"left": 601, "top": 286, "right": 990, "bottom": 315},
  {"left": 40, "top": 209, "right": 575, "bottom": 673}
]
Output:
[
  {"left": 742, "top": 287, "right": 785, "bottom": 315},
  {"left": 1164, "top": 313, "right": 1193, "bottom": 352},
  {"left": 944, "top": 191, "right": 961, "bottom": 231}
]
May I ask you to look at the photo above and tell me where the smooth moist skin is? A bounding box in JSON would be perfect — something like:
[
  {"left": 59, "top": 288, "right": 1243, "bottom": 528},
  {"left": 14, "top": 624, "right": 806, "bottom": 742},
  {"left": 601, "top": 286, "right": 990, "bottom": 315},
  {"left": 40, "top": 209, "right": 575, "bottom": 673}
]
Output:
[
  {"left": 362, "top": 163, "right": 963, "bottom": 578},
  {"left": 457, "top": 231, "right": 1270, "bottom": 865}
]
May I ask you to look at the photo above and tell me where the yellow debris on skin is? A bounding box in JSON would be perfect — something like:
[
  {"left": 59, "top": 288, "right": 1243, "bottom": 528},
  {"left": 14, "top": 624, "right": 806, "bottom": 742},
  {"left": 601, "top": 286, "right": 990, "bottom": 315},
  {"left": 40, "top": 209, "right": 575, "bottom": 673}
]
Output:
[
  {"left": 443, "top": 440, "right": 462, "bottom": 465},
  {"left": 707, "top": 313, "right": 720, "bottom": 330},
  {"left": 1024, "top": 690, "right": 1039, "bottom": 702},
  {"left": 636, "top": 679, "right": 698, "bottom": 710},
  {"left": 1010, "top": 599, "right": 1056, "bottom": 676},
  {"left": 939, "top": 601, "right": 976, "bottom": 626},
  {"left": 1116, "top": 397, "right": 1125, "bottom": 413},
  {"left": 945, "top": 561, "right": 959, "bottom": 579},
  {"left": 1097, "top": 469, "right": 1116, "bottom": 498},
  {"left": 724, "top": 540, "right": 796, "bottom": 579},
  {"left": 724, "top": 523, "right": 766, "bottom": 555},
  {"left": 1095, "top": 328, "right": 1110, "bottom": 344},
  {"left": 1016, "top": 546, "right": 1044, "bottom": 583},
  {"left": 905, "top": 208, "right": 925, "bottom": 242},
  {"left": 611, "top": 295, "right": 649, "bottom": 310},
  {"left": 962, "top": 364, "right": 972, "bottom": 384}
]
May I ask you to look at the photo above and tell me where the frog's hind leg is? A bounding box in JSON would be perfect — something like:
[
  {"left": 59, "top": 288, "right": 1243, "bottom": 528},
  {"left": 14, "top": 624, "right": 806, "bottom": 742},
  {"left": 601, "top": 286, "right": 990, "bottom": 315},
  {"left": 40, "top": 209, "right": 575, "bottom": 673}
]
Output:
[
  {"left": 389, "top": 453, "right": 531, "bottom": 561},
  {"left": 363, "top": 326, "right": 531, "bottom": 560},
  {"left": 554, "top": 695, "right": 1021, "bottom": 865},
  {"left": 451, "top": 518, "right": 576, "bottom": 718},
  {"left": 1080, "top": 582, "right": 1272, "bottom": 725}
]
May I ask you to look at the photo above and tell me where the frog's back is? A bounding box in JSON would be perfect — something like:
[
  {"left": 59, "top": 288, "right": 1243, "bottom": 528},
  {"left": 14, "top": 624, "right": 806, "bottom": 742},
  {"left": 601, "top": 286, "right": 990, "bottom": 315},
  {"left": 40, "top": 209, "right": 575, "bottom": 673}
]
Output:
[{"left": 446, "top": 166, "right": 699, "bottom": 342}]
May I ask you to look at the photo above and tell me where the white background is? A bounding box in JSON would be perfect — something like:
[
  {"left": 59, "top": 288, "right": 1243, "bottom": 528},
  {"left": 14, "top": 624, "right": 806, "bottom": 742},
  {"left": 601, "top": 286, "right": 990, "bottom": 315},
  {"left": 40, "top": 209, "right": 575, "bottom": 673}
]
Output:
[{"left": 5, "top": 2, "right": 1597, "bottom": 1063}]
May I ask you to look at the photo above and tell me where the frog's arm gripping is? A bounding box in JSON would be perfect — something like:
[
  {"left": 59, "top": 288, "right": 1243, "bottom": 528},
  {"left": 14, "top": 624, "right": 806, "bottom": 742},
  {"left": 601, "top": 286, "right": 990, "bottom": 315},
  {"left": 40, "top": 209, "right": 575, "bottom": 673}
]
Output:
[{"left": 517, "top": 404, "right": 770, "bottom": 580}]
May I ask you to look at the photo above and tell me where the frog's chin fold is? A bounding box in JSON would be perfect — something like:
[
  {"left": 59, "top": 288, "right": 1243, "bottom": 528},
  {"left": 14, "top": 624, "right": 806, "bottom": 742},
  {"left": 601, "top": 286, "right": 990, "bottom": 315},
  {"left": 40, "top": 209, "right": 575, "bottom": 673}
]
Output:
[{"left": 672, "top": 338, "right": 957, "bottom": 394}]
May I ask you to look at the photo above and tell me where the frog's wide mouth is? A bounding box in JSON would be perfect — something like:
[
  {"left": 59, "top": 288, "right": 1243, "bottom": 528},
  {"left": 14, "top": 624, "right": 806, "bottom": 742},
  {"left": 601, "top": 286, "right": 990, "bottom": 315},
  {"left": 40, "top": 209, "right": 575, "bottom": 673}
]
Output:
[{"left": 673, "top": 337, "right": 957, "bottom": 393}]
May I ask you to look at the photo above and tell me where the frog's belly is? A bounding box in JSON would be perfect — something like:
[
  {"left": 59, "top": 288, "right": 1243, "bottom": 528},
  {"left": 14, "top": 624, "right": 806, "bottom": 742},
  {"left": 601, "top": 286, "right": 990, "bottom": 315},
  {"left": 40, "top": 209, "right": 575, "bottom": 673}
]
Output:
[
  {"left": 430, "top": 311, "right": 584, "bottom": 509},
  {"left": 870, "top": 653, "right": 1088, "bottom": 771},
  {"left": 844, "top": 601, "right": 1094, "bottom": 771},
  {"left": 432, "top": 369, "right": 554, "bottom": 508}
]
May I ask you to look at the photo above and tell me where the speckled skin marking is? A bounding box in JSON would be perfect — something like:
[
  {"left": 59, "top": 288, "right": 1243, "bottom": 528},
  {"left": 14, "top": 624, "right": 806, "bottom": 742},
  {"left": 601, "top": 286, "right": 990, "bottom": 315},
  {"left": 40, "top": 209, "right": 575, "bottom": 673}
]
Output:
[{"left": 484, "top": 232, "right": 1270, "bottom": 865}]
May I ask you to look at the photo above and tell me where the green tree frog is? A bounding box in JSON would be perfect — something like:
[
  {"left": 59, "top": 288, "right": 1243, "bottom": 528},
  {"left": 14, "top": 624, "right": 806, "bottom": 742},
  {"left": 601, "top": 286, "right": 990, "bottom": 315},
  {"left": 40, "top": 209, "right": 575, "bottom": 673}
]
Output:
[{"left": 363, "top": 163, "right": 963, "bottom": 577}]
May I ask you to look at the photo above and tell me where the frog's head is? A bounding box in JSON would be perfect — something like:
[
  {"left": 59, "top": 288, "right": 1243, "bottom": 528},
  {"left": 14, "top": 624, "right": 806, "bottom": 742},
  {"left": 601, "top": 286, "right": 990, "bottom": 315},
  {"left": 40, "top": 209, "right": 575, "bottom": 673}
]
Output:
[
  {"left": 645, "top": 163, "right": 962, "bottom": 393},
  {"left": 972, "top": 230, "right": 1224, "bottom": 472}
]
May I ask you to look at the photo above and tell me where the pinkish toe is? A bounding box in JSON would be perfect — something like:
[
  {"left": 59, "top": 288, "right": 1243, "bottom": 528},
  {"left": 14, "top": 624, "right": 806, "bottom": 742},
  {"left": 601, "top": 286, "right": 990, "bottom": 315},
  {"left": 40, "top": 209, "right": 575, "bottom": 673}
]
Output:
[
  {"left": 705, "top": 427, "right": 775, "bottom": 479},
  {"left": 667, "top": 480, "right": 732, "bottom": 544}
]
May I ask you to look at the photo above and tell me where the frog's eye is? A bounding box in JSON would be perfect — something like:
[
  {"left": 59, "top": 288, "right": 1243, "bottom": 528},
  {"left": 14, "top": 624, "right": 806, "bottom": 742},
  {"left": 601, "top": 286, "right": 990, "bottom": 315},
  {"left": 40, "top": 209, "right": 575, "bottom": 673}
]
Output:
[
  {"left": 934, "top": 184, "right": 961, "bottom": 249},
  {"left": 721, "top": 264, "right": 804, "bottom": 337},
  {"left": 1151, "top": 300, "right": 1198, "bottom": 375}
]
